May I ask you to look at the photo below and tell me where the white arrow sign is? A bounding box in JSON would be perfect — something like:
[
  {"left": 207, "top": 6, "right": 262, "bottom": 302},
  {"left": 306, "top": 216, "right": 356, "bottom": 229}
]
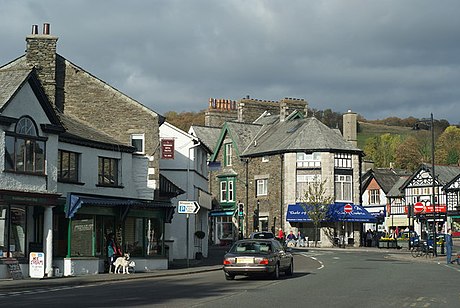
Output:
[{"left": 178, "top": 201, "right": 200, "bottom": 214}]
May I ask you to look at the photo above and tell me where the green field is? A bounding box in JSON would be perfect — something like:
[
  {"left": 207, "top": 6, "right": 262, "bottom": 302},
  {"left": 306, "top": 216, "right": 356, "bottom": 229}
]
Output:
[{"left": 357, "top": 121, "right": 414, "bottom": 149}]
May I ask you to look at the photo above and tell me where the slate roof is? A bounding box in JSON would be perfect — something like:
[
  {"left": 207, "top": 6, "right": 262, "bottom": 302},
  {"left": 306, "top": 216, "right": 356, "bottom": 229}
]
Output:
[
  {"left": 0, "top": 67, "right": 31, "bottom": 110},
  {"left": 362, "top": 168, "right": 412, "bottom": 194},
  {"left": 241, "top": 117, "right": 362, "bottom": 157},
  {"left": 386, "top": 177, "right": 409, "bottom": 198},
  {"left": 189, "top": 125, "right": 221, "bottom": 155},
  {"left": 58, "top": 113, "right": 133, "bottom": 152},
  {"left": 225, "top": 121, "right": 262, "bottom": 154}
]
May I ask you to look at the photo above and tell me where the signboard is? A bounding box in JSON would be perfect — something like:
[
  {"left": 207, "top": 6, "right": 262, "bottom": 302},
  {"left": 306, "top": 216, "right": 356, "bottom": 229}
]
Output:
[
  {"left": 414, "top": 202, "right": 424, "bottom": 213},
  {"left": 178, "top": 201, "right": 200, "bottom": 214},
  {"left": 161, "top": 139, "right": 175, "bottom": 159},
  {"left": 29, "top": 252, "right": 45, "bottom": 278},
  {"left": 344, "top": 204, "right": 353, "bottom": 213},
  {"left": 3, "top": 258, "right": 23, "bottom": 280}
]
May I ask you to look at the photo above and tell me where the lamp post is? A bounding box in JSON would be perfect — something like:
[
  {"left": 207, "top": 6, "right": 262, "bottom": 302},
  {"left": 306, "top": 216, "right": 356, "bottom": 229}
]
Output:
[
  {"left": 415, "top": 114, "right": 437, "bottom": 257},
  {"left": 430, "top": 113, "right": 437, "bottom": 257}
]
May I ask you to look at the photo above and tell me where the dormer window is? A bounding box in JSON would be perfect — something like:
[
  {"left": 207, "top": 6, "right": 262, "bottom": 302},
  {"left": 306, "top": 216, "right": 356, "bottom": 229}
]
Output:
[{"left": 4, "top": 116, "right": 46, "bottom": 174}]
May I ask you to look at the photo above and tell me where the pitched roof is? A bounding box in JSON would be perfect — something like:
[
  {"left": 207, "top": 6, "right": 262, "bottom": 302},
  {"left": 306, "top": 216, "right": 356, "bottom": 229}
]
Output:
[
  {"left": 241, "top": 117, "right": 362, "bottom": 157},
  {"left": 400, "top": 163, "right": 460, "bottom": 190},
  {"left": 386, "top": 177, "right": 409, "bottom": 198},
  {"left": 225, "top": 121, "right": 262, "bottom": 153},
  {"left": 361, "top": 168, "right": 411, "bottom": 194},
  {"left": 189, "top": 125, "right": 221, "bottom": 154},
  {"left": 58, "top": 113, "right": 134, "bottom": 152},
  {"left": 0, "top": 67, "right": 31, "bottom": 110}
]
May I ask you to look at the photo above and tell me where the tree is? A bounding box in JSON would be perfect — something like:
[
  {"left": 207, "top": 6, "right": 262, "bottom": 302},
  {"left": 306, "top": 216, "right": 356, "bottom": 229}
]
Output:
[
  {"left": 436, "top": 126, "right": 460, "bottom": 165},
  {"left": 364, "top": 133, "right": 402, "bottom": 168},
  {"left": 394, "top": 136, "right": 423, "bottom": 171},
  {"left": 300, "top": 179, "right": 334, "bottom": 247}
]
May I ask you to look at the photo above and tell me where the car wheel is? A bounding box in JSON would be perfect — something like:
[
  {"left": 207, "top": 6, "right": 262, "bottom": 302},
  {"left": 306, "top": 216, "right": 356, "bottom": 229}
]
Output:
[
  {"left": 225, "top": 272, "right": 235, "bottom": 280},
  {"left": 272, "top": 263, "right": 280, "bottom": 280},
  {"left": 285, "top": 260, "right": 294, "bottom": 276}
]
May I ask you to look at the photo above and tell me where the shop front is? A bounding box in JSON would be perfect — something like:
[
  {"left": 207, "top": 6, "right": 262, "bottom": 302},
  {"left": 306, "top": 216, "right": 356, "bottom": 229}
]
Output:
[
  {"left": 53, "top": 193, "right": 174, "bottom": 276},
  {"left": 0, "top": 190, "right": 62, "bottom": 279},
  {"left": 209, "top": 209, "right": 236, "bottom": 246},
  {"left": 286, "top": 202, "right": 376, "bottom": 247}
]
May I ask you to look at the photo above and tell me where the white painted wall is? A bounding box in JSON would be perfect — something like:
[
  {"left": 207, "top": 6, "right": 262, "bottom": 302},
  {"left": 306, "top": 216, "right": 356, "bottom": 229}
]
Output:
[
  {"left": 160, "top": 122, "right": 211, "bottom": 260},
  {"left": 0, "top": 82, "right": 59, "bottom": 193}
]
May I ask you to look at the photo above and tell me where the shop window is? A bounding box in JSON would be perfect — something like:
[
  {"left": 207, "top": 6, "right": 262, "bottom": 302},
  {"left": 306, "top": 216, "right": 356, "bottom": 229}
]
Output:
[
  {"left": 216, "top": 216, "right": 233, "bottom": 240},
  {"left": 124, "top": 217, "right": 163, "bottom": 257},
  {"left": 4, "top": 116, "right": 46, "bottom": 174},
  {"left": 70, "top": 216, "right": 94, "bottom": 257},
  {"left": 0, "top": 205, "right": 27, "bottom": 258}
]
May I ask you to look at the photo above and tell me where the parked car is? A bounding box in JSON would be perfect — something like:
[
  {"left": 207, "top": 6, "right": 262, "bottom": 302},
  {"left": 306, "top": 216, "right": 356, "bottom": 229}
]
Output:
[
  {"left": 223, "top": 239, "right": 293, "bottom": 280},
  {"left": 249, "top": 232, "right": 275, "bottom": 239}
]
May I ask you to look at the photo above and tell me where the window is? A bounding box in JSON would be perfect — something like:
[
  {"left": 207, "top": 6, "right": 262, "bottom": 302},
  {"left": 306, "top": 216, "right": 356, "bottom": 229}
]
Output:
[
  {"left": 369, "top": 189, "right": 380, "bottom": 204},
  {"left": 4, "top": 116, "right": 46, "bottom": 174},
  {"left": 296, "top": 174, "right": 321, "bottom": 201},
  {"left": 98, "top": 157, "right": 119, "bottom": 186},
  {"left": 58, "top": 150, "right": 79, "bottom": 182},
  {"left": 0, "top": 205, "right": 27, "bottom": 258},
  {"left": 334, "top": 153, "right": 352, "bottom": 168},
  {"left": 335, "top": 175, "right": 352, "bottom": 202},
  {"left": 216, "top": 216, "right": 233, "bottom": 240},
  {"left": 297, "top": 152, "right": 321, "bottom": 168},
  {"left": 256, "top": 179, "right": 268, "bottom": 196},
  {"left": 131, "top": 134, "right": 145, "bottom": 154},
  {"left": 224, "top": 143, "right": 232, "bottom": 166},
  {"left": 219, "top": 177, "right": 235, "bottom": 203}
]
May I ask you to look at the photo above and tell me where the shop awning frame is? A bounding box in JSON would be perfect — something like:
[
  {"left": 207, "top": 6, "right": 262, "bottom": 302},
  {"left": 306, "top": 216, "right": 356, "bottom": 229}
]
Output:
[{"left": 287, "top": 202, "right": 376, "bottom": 223}]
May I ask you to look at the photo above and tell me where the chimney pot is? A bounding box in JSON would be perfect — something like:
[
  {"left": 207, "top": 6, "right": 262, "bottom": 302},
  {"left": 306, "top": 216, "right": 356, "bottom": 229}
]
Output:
[
  {"left": 31, "top": 25, "right": 38, "bottom": 35},
  {"left": 43, "top": 23, "right": 50, "bottom": 35}
]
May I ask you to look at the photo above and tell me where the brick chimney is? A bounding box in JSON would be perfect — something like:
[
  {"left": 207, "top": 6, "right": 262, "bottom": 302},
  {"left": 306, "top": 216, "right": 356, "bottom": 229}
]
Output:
[
  {"left": 26, "top": 23, "right": 58, "bottom": 106},
  {"left": 343, "top": 110, "right": 358, "bottom": 147}
]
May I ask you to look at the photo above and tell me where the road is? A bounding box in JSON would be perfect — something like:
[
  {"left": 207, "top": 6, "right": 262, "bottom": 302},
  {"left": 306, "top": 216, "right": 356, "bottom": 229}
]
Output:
[{"left": 1, "top": 250, "right": 459, "bottom": 307}]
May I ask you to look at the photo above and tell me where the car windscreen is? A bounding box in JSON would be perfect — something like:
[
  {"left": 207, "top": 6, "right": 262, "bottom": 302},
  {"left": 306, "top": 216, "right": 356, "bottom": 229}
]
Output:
[
  {"left": 252, "top": 233, "right": 274, "bottom": 239},
  {"left": 230, "top": 242, "right": 272, "bottom": 253}
]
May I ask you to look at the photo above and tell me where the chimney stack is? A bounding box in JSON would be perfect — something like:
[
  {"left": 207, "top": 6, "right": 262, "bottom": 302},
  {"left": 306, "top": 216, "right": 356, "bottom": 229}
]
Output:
[
  {"left": 343, "top": 110, "right": 358, "bottom": 147},
  {"left": 26, "top": 23, "right": 58, "bottom": 107}
]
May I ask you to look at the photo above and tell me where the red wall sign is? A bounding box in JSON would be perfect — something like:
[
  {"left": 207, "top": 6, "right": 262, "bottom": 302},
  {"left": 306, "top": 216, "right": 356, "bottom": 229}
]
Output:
[{"left": 161, "top": 139, "right": 175, "bottom": 159}]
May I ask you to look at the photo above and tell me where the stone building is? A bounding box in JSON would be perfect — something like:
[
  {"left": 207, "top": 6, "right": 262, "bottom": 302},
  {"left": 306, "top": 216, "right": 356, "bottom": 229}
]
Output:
[
  {"left": 0, "top": 24, "right": 178, "bottom": 277},
  {"left": 204, "top": 97, "right": 372, "bottom": 247}
]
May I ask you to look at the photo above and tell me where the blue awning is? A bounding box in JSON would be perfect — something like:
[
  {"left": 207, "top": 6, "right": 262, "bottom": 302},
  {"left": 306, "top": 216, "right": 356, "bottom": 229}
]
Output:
[
  {"left": 65, "top": 193, "right": 174, "bottom": 222},
  {"left": 287, "top": 202, "right": 376, "bottom": 223}
]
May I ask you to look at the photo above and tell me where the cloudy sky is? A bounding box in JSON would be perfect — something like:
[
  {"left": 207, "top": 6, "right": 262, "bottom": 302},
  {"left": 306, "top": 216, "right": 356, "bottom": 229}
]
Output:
[{"left": 1, "top": 0, "right": 460, "bottom": 123}]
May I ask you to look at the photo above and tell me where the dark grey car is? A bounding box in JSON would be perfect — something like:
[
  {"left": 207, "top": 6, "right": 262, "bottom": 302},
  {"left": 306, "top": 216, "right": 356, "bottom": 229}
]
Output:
[{"left": 223, "top": 239, "right": 293, "bottom": 280}]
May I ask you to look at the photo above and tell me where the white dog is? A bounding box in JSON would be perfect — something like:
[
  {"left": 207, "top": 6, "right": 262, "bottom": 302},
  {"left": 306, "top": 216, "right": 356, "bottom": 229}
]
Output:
[{"left": 112, "top": 253, "right": 132, "bottom": 274}]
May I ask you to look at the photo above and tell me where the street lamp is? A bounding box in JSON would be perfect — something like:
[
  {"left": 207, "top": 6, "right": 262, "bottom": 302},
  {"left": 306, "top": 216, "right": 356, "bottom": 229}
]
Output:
[{"left": 415, "top": 114, "right": 437, "bottom": 256}]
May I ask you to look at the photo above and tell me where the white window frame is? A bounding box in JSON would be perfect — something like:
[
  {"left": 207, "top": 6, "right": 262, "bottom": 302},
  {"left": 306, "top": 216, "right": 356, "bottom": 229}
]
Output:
[
  {"left": 225, "top": 143, "right": 232, "bottom": 166},
  {"left": 256, "top": 179, "right": 268, "bottom": 196},
  {"left": 369, "top": 189, "right": 380, "bottom": 204},
  {"left": 334, "top": 153, "right": 352, "bottom": 168},
  {"left": 220, "top": 178, "right": 235, "bottom": 202},
  {"left": 296, "top": 152, "right": 321, "bottom": 168},
  {"left": 220, "top": 181, "right": 227, "bottom": 202},
  {"left": 296, "top": 174, "right": 321, "bottom": 200},
  {"left": 131, "top": 133, "right": 145, "bottom": 154},
  {"left": 335, "top": 174, "right": 352, "bottom": 202}
]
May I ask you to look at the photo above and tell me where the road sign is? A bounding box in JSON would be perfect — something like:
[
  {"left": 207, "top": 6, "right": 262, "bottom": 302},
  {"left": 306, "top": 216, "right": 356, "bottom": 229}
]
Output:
[
  {"left": 178, "top": 201, "right": 200, "bottom": 214},
  {"left": 414, "top": 202, "right": 424, "bottom": 213},
  {"left": 344, "top": 204, "right": 353, "bottom": 213}
]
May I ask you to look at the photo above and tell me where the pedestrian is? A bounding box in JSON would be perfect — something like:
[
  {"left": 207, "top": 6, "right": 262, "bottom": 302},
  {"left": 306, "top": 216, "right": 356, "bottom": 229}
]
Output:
[
  {"left": 446, "top": 228, "right": 456, "bottom": 265},
  {"left": 366, "top": 230, "right": 372, "bottom": 247},
  {"left": 297, "top": 230, "right": 305, "bottom": 247},
  {"left": 286, "top": 230, "right": 297, "bottom": 247},
  {"left": 107, "top": 233, "right": 121, "bottom": 273},
  {"left": 277, "top": 228, "right": 284, "bottom": 240}
]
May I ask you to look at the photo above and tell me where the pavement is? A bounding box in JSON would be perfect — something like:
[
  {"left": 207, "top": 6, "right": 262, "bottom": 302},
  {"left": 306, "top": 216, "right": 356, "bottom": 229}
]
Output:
[{"left": 0, "top": 244, "right": 457, "bottom": 292}]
